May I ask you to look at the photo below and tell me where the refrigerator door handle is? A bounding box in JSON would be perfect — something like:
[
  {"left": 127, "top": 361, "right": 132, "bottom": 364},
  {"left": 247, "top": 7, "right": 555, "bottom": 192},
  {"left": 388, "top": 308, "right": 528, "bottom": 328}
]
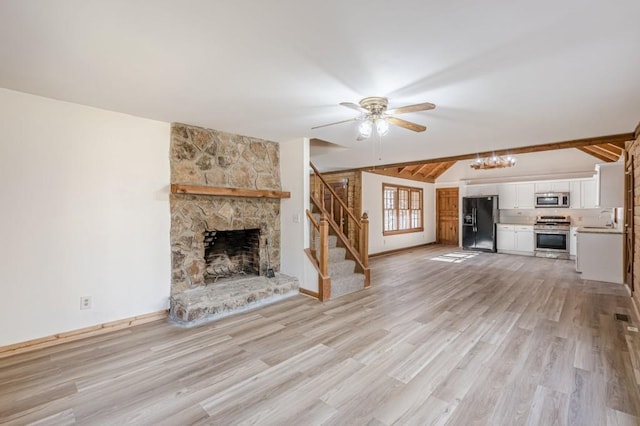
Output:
[{"left": 473, "top": 207, "right": 477, "bottom": 232}]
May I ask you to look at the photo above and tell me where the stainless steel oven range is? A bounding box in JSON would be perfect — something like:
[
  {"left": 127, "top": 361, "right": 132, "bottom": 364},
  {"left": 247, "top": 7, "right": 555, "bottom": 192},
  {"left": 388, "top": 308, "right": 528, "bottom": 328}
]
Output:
[{"left": 534, "top": 215, "right": 570, "bottom": 259}]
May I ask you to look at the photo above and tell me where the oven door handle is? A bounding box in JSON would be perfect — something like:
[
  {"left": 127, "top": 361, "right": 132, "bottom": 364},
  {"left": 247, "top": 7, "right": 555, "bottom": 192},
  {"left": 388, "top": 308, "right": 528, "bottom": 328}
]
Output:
[{"left": 534, "top": 230, "right": 569, "bottom": 235}]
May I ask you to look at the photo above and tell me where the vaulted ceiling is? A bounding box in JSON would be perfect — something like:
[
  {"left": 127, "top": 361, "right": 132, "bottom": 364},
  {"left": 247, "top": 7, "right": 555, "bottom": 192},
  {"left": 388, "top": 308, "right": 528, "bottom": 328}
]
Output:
[{"left": 0, "top": 1, "right": 639, "bottom": 172}]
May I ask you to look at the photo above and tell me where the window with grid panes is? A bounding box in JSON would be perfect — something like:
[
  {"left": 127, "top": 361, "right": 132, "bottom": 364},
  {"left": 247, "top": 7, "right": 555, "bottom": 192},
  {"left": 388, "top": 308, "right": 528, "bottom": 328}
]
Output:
[{"left": 383, "top": 183, "right": 423, "bottom": 235}]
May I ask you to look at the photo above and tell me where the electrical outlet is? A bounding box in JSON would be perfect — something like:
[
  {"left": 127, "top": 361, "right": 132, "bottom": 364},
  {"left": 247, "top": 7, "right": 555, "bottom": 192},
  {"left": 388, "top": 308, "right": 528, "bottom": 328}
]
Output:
[{"left": 80, "top": 296, "right": 92, "bottom": 310}]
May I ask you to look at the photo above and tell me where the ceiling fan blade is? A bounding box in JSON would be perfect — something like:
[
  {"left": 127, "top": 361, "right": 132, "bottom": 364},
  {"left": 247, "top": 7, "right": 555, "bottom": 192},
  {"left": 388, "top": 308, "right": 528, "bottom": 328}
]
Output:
[
  {"left": 339, "top": 102, "right": 368, "bottom": 113},
  {"left": 387, "top": 102, "right": 435, "bottom": 115},
  {"left": 311, "top": 117, "right": 357, "bottom": 130},
  {"left": 387, "top": 116, "right": 427, "bottom": 132}
]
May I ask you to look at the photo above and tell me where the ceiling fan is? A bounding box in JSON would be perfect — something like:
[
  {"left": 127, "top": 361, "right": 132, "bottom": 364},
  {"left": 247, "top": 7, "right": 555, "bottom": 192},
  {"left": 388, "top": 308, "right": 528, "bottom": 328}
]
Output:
[{"left": 312, "top": 96, "right": 435, "bottom": 140}]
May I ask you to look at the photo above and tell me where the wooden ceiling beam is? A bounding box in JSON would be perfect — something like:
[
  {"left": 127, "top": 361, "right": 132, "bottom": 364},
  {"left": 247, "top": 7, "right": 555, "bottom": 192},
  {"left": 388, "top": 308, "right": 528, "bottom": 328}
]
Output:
[{"left": 358, "top": 132, "right": 633, "bottom": 172}]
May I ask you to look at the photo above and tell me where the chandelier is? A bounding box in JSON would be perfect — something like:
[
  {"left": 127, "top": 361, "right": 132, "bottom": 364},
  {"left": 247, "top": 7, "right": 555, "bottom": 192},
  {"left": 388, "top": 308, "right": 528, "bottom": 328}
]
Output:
[{"left": 470, "top": 154, "right": 516, "bottom": 170}]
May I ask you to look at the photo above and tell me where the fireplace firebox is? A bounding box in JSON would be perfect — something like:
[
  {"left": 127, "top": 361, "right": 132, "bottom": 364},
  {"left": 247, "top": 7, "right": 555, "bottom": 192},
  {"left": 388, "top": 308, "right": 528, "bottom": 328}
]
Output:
[{"left": 203, "top": 229, "right": 260, "bottom": 282}]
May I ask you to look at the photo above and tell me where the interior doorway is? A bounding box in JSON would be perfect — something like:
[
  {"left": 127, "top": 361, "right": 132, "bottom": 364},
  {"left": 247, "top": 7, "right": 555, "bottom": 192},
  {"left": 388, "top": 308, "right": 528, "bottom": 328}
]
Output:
[{"left": 436, "top": 187, "right": 459, "bottom": 245}]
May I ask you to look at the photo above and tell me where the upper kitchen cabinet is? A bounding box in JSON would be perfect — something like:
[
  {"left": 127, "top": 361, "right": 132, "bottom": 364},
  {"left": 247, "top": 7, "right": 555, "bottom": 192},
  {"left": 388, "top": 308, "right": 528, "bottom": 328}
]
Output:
[
  {"left": 498, "top": 183, "right": 535, "bottom": 209},
  {"left": 534, "top": 180, "right": 570, "bottom": 193},
  {"left": 570, "top": 178, "right": 597, "bottom": 209},
  {"left": 595, "top": 162, "right": 624, "bottom": 208},
  {"left": 465, "top": 184, "right": 498, "bottom": 197}
]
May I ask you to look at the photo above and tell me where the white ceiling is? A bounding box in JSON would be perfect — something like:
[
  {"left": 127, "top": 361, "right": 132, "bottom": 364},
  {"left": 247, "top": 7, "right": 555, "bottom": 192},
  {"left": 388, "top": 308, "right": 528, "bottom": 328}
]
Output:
[{"left": 1, "top": 1, "right": 639, "bottom": 171}]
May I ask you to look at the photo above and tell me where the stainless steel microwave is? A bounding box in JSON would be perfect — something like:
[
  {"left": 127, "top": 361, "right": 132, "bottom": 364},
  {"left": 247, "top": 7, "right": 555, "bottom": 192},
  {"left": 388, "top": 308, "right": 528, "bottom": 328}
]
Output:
[{"left": 535, "top": 192, "right": 570, "bottom": 208}]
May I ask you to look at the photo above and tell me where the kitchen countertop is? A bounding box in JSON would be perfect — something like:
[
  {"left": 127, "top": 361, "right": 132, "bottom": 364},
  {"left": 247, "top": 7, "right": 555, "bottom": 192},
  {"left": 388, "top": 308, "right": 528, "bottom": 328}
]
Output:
[
  {"left": 576, "top": 226, "right": 625, "bottom": 234},
  {"left": 497, "top": 222, "right": 534, "bottom": 226}
]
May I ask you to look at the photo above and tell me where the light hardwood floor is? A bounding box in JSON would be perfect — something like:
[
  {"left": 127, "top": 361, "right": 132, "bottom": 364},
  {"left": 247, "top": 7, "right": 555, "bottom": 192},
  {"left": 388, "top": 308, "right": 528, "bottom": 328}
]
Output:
[{"left": 2, "top": 245, "right": 640, "bottom": 425}]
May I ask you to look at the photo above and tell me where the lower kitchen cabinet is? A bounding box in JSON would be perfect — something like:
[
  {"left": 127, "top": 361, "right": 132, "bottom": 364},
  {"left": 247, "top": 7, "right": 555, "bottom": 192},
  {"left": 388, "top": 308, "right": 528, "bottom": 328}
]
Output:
[
  {"left": 570, "top": 226, "right": 578, "bottom": 260},
  {"left": 576, "top": 230, "right": 623, "bottom": 283},
  {"left": 497, "top": 224, "right": 534, "bottom": 255}
]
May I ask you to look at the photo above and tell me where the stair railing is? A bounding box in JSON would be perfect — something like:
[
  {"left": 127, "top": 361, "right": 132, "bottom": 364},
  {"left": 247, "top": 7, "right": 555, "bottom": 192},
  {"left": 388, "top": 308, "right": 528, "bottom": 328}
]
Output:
[
  {"left": 308, "top": 162, "right": 370, "bottom": 293},
  {"left": 305, "top": 210, "right": 331, "bottom": 300}
]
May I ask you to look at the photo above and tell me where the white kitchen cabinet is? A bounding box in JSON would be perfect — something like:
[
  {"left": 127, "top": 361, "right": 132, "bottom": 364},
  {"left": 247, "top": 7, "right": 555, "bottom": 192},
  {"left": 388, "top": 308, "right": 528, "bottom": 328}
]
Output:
[
  {"left": 534, "top": 180, "right": 570, "bottom": 193},
  {"left": 582, "top": 179, "right": 598, "bottom": 208},
  {"left": 570, "top": 226, "right": 578, "bottom": 258},
  {"left": 516, "top": 184, "right": 535, "bottom": 209},
  {"left": 596, "top": 162, "right": 624, "bottom": 208},
  {"left": 466, "top": 184, "right": 498, "bottom": 197},
  {"left": 497, "top": 224, "right": 515, "bottom": 251},
  {"left": 576, "top": 230, "right": 623, "bottom": 283},
  {"left": 570, "top": 179, "right": 597, "bottom": 208},
  {"left": 514, "top": 225, "right": 535, "bottom": 252},
  {"left": 497, "top": 224, "right": 534, "bottom": 255},
  {"left": 498, "top": 183, "right": 534, "bottom": 209}
]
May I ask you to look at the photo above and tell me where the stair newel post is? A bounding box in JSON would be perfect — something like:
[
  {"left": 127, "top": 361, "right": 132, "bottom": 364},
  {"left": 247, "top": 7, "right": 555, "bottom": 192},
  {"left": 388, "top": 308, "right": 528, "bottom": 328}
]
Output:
[
  {"left": 360, "top": 212, "right": 369, "bottom": 268},
  {"left": 319, "top": 212, "right": 329, "bottom": 277}
]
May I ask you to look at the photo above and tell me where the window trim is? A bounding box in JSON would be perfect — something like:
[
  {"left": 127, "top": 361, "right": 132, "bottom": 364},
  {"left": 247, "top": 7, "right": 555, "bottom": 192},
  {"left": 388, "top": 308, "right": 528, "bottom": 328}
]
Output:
[{"left": 382, "top": 183, "right": 424, "bottom": 236}]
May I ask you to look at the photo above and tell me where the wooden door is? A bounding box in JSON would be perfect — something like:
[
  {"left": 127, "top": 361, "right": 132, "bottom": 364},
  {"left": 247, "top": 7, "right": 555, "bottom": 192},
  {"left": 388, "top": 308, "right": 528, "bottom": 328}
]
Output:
[
  {"left": 625, "top": 153, "right": 634, "bottom": 293},
  {"left": 436, "top": 187, "right": 459, "bottom": 245},
  {"left": 324, "top": 179, "right": 349, "bottom": 236}
]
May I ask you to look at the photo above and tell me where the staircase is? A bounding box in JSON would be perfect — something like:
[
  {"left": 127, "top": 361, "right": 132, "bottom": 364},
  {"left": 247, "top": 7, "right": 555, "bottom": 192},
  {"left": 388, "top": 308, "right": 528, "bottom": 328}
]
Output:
[
  {"left": 306, "top": 163, "right": 370, "bottom": 301},
  {"left": 311, "top": 215, "right": 367, "bottom": 298}
]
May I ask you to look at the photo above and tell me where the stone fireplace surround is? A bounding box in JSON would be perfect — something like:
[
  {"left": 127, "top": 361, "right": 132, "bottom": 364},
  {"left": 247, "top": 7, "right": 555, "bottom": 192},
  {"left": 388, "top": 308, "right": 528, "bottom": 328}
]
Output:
[{"left": 169, "top": 123, "right": 298, "bottom": 325}]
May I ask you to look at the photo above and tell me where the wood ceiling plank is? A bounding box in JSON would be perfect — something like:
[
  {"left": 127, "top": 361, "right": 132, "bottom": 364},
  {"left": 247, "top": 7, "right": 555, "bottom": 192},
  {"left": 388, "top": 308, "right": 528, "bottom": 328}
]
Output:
[
  {"left": 577, "top": 147, "right": 615, "bottom": 163},
  {"left": 369, "top": 168, "right": 435, "bottom": 183},
  {"left": 411, "top": 163, "right": 430, "bottom": 176},
  {"left": 587, "top": 145, "right": 620, "bottom": 161},
  {"left": 428, "top": 161, "right": 456, "bottom": 180},
  {"left": 604, "top": 143, "right": 624, "bottom": 155}
]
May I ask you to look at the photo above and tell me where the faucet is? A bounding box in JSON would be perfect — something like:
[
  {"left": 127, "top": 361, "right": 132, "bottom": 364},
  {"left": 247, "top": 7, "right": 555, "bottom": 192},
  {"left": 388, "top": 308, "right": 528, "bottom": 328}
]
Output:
[{"left": 599, "top": 209, "right": 614, "bottom": 227}]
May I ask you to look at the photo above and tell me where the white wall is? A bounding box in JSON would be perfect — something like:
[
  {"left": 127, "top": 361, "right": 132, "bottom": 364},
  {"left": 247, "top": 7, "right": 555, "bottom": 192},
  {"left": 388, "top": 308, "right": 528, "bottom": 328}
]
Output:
[
  {"left": 362, "top": 172, "right": 436, "bottom": 254},
  {"left": 0, "top": 88, "right": 171, "bottom": 347},
  {"left": 279, "top": 138, "right": 317, "bottom": 292},
  {"left": 437, "top": 149, "right": 599, "bottom": 184}
]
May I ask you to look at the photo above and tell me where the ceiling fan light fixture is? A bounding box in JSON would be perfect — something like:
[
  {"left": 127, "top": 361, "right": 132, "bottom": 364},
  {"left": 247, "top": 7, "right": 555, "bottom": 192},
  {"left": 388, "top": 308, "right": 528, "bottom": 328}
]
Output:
[
  {"left": 375, "top": 118, "right": 389, "bottom": 136},
  {"left": 358, "top": 119, "right": 373, "bottom": 139}
]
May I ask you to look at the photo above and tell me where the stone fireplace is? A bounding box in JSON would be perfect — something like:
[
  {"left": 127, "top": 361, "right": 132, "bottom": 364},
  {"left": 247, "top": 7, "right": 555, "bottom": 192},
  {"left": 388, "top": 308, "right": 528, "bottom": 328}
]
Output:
[{"left": 169, "top": 123, "right": 298, "bottom": 325}]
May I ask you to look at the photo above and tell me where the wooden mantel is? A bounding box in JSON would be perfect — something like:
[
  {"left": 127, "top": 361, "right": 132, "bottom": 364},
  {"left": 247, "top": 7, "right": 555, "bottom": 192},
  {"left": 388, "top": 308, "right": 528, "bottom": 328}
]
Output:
[{"left": 171, "top": 184, "right": 291, "bottom": 199}]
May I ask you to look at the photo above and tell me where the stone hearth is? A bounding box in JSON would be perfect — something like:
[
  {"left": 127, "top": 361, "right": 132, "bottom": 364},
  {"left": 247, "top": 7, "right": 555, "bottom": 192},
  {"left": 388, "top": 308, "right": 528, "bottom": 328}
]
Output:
[
  {"left": 169, "top": 273, "right": 298, "bottom": 326},
  {"left": 169, "top": 123, "right": 298, "bottom": 324}
]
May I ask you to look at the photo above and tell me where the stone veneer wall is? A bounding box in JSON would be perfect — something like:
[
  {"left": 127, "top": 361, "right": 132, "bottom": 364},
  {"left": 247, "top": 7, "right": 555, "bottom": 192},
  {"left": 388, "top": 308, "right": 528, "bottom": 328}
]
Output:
[{"left": 170, "top": 123, "right": 281, "bottom": 294}]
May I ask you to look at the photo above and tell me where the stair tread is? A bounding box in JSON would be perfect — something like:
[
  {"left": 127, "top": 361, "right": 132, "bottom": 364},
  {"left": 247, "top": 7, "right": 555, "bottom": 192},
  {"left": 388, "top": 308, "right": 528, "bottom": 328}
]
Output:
[{"left": 331, "top": 273, "right": 366, "bottom": 298}]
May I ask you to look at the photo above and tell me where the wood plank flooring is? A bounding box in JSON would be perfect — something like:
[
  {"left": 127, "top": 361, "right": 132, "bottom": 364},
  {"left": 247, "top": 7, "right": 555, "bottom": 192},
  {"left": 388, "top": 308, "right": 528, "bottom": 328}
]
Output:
[{"left": 2, "top": 245, "right": 640, "bottom": 425}]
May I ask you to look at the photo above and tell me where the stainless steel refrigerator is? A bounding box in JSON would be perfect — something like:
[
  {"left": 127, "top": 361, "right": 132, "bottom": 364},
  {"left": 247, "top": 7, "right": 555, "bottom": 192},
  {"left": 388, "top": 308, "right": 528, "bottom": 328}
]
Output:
[{"left": 462, "top": 196, "right": 499, "bottom": 252}]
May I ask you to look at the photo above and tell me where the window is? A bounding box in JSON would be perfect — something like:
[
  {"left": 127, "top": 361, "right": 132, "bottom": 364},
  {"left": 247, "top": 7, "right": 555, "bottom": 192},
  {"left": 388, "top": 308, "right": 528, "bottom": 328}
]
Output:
[{"left": 383, "top": 183, "right": 423, "bottom": 235}]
